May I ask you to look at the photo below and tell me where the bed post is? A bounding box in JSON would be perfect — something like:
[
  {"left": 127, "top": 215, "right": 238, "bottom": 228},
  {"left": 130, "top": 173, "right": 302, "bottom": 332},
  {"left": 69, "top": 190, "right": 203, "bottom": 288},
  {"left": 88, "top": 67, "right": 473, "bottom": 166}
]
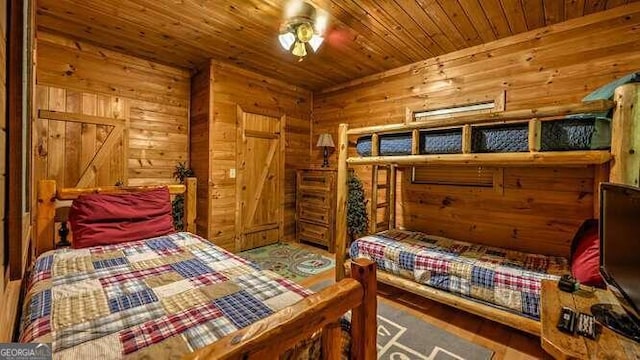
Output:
[
  {"left": 370, "top": 166, "right": 378, "bottom": 234},
  {"left": 321, "top": 321, "right": 342, "bottom": 359},
  {"left": 350, "top": 258, "right": 377, "bottom": 360},
  {"left": 184, "top": 177, "right": 197, "bottom": 233},
  {"left": 36, "top": 180, "right": 57, "bottom": 256},
  {"left": 388, "top": 165, "right": 396, "bottom": 230},
  {"left": 336, "top": 123, "right": 349, "bottom": 281},
  {"left": 610, "top": 83, "right": 640, "bottom": 186}
]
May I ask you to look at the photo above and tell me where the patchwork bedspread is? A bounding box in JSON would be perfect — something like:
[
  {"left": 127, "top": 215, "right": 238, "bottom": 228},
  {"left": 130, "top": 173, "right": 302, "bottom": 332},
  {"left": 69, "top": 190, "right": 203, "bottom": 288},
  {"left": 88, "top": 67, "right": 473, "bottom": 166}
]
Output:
[
  {"left": 350, "top": 230, "right": 570, "bottom": 319},
  {"left": 21, "top": 232, "right": 346, "bottom": 359}
]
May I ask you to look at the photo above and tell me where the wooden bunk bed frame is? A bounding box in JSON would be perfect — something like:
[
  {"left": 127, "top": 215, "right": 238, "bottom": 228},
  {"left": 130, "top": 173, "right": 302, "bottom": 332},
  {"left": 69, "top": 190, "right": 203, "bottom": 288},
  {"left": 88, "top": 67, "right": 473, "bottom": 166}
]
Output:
[
  {"left": 33, "top": 179, "right": 378, "bottom": 359},
  {"left": 335, "top": 83, "right": 640, "bottom": 336}
]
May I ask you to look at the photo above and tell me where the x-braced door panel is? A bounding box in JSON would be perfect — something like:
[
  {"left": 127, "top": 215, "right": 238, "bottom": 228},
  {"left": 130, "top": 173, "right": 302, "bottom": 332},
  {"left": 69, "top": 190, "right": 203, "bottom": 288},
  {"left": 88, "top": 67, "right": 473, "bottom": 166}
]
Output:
[
  {"left": 236, "top": 107, "right": 285, "bottom": 251},
  {"left": 36, "top": 109, "right": 127, "bottom": 188}
]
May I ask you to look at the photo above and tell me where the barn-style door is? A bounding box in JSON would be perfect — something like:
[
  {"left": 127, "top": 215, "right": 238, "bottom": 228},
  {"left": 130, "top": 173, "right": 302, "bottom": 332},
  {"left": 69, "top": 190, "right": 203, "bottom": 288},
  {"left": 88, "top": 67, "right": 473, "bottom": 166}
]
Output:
[
  {"left": 34, "top": 87, "right": 128, "bottom": 188},
  {"left": 236, "top": 107, "right": 285, "bottom": 251}
]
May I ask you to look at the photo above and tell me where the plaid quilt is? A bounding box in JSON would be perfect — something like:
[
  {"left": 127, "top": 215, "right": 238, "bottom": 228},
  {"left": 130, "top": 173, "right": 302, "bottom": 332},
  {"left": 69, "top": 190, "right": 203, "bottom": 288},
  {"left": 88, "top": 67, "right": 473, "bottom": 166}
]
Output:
[
  {"left": 350, "top": 229, "right": 570, "bottom": 319},
  {"left": 21, "top": 232, "right": 349, "bottom": 359}
]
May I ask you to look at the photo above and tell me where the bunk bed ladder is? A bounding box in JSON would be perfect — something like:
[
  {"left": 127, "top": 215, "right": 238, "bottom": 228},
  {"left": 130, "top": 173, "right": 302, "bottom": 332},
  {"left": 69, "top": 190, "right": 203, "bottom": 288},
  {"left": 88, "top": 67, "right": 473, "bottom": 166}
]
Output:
[{"left": 370, "top": 164, "right": 396, "bottom": 234}]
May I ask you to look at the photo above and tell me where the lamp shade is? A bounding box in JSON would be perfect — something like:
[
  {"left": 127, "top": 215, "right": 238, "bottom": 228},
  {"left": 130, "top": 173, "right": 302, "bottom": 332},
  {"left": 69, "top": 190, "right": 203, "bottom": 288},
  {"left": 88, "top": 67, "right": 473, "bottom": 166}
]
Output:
[
  {"left": 278, "top": 32, "right": 295, "bottom": 50},
  {"left": 291, "top": 40, "right": 307, "bottom": 57},
  {"left": 309, "top": 34, "right": 324, "bottom": 52},
  {"left": 316, "top": 133, "right": 335, "bottom": 148}
]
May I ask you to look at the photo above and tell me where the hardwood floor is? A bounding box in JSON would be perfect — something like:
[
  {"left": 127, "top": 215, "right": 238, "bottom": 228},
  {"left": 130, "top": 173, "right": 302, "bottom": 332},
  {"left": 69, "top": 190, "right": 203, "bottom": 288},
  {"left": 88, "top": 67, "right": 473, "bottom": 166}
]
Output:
[{"left": 292, "top": 243, "right": 551, "bottom": 359}]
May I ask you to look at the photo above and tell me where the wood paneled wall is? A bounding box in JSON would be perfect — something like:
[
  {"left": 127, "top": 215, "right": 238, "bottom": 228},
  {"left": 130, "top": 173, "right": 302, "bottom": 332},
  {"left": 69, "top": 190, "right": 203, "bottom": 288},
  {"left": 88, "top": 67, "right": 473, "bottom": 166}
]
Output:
[
  {"left": 190, "top": 61, "right": 311, "bottom": 251},
  {"left": 0, "top": 0, "right": 7, "bottom": 298},
  {"left": 284, "top": 117, "right": 313, "bottom": 241},
  {"left": 189, "top": 64, "right": 213, "bottom": 238},
  {"left": 397, "top": 166, "right": 595, "bottom": 257},
  {"left": 0, "top": 0, "right": 22, "bottom": 343},
  {"left": 313, "top": 5, "right": 640, "bottom": 257},
  {"left": 212, "top": 60, "right": 312, "bottom": 247},
  {"left": 36, "top": 32, "right": 190, "bottom": 187},
  {"left": 314, "top": 5, "right": 640, "bottom": 143}
]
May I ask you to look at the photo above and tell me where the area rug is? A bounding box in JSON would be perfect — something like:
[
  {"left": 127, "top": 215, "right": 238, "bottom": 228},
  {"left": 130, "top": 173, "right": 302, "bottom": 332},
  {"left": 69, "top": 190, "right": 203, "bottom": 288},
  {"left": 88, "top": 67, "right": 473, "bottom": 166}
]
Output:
[
  {"left": 237, "top": 243, "right": 335, "bottom": 282},
  {"left": 311, "top": 280, "right": 494, "bottom": 360}
]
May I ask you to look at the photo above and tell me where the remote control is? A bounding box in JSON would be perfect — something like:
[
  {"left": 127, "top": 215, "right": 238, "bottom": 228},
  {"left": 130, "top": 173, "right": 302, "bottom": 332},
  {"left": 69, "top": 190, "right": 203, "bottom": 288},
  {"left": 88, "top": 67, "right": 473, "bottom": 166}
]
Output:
[
  {"left": 576, "top": 312, "right": 597, "bottom": 339},
  {"left": 557, "top": 306, "right": 576, "bottom": 334}
]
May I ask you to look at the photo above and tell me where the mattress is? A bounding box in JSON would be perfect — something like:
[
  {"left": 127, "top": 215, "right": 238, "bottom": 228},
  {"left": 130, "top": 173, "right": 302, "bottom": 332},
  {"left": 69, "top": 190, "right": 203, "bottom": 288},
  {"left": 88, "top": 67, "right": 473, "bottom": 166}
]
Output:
[
  {"left": 355, "top": 116, "right": 610, "bottom": 156},
  {"left": 20, "top": 232, "right": 349, "bottom": 359},
  {"left": 349, "top": 229, "right": 570, "bottom": 319},
  {"left": 543, "top": 116, "right": 611, "bottom": 150},
  {"left": 356, "top": 129, "right": 462, "bottom": 156},
  {"left": 472, "top": 123, "right": 528, "bottom": 153}
]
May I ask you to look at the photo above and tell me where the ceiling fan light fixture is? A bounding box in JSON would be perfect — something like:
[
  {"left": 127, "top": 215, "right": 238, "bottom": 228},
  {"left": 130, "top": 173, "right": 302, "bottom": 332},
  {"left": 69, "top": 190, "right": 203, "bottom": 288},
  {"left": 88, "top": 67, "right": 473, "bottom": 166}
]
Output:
[
  {"left": 309, "top": 34, "right": 323, "bottom": 52},
  {"left": 284, "top": 0, "right": 313, "bottom": 21},
  {"left": 315, "top": 13, "right": 328, "bottom": 34},
  {"left": 291, "top": 40, "right": 307, "bottom": 58},
  {"left": 296, "top": 22, "right": 314, "bottom": 43},
  {"left": 280, "top": 1, "right": 327, "bottom": 60},
  {"left": 278, "top": 32, "right": 296, "bottom": 50}
]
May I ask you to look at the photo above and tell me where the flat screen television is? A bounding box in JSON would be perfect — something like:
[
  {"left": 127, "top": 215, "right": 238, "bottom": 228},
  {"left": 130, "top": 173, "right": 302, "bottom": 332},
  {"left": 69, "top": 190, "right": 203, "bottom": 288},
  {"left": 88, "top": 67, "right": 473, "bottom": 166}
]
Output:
[{"left": 594, "top": 183, "right": 640, "bottom": 342}]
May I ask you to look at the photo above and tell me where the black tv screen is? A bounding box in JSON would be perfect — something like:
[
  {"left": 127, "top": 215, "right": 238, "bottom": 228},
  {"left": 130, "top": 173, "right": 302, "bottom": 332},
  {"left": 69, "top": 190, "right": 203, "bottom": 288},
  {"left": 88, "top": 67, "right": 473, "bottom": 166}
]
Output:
[{"left": 600, "top": 183, "right": 640, "bottom": 319}]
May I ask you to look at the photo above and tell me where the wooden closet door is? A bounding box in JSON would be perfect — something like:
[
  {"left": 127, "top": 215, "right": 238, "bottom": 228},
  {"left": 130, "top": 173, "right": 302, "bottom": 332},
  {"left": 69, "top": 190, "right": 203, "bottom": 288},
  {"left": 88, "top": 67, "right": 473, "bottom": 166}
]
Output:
[{"left": 236, "top": 107, "right": 285, "bottom": 251}]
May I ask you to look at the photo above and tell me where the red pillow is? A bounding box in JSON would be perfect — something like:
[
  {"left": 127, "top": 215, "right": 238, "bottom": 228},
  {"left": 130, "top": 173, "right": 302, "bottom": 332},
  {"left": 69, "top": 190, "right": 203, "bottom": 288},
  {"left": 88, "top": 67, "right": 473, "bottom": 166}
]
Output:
[
  {"left": 69, "top": 187, "right": 175, "bottom": 249},
  {"left": 571, "top": 220, "right": 605, "bottom": 288}
]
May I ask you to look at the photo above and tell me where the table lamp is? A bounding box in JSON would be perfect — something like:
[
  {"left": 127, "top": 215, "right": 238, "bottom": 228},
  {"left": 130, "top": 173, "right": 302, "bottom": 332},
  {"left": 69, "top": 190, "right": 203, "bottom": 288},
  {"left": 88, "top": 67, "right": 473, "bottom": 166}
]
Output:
[{"left": 317, "top": 133, "right": 335, "bottom": 167}]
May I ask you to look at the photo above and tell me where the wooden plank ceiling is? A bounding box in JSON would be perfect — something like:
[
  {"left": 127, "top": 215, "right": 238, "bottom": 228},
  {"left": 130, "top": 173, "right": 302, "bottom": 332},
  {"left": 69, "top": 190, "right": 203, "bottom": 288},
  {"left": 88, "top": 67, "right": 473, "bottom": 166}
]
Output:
[{"left": 37, "top": 0, "right": 638, "bottom": 90}]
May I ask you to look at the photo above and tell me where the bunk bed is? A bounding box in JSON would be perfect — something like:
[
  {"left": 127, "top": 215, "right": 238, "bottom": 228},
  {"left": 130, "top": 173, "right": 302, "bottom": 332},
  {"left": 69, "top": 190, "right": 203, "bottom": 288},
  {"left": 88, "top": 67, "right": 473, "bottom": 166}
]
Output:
[
  {"left": 335, "top": 83, "right": 640, "bottom": 336},
  {"left": 26, "top": 179, "right": 378, "bottom": 360}
]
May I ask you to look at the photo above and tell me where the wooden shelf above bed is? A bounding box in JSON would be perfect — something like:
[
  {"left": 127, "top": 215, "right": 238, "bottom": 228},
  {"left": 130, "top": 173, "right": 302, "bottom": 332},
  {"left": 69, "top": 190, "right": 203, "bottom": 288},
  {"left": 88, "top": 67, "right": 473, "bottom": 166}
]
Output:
[
  {"left": 346, "top": 150, "right": 612, "bottom": 167},
  {"left": 345, "top": 100, "right": 614, "bottom": 135},
  {"left": 342, "top": 100, "right": 615, "bottom": 169}
]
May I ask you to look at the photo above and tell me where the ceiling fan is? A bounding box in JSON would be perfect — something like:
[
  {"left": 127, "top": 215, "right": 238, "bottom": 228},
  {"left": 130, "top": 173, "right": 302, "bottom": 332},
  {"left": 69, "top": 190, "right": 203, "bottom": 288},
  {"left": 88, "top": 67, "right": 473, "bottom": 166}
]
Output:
[{"left": 278, "top": 0, "right": 328, "bottom": 61}]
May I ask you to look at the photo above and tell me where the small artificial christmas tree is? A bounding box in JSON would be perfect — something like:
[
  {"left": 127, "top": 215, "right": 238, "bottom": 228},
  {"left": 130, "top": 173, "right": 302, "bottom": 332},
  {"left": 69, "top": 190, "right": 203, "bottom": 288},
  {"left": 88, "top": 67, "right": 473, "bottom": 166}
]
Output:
[
  {"left": 347, "top": 171, "right": 369, "bottom": 244},
  {"left": 172, "top": 162, "right": 195, "bottom": 231}
]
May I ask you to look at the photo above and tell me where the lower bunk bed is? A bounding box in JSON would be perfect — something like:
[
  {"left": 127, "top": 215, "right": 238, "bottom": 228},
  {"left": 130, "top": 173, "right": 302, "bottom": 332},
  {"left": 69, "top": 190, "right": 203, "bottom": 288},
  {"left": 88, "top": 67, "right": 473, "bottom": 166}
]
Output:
[
  {"left": 25, "top": 179, "right": 378, "bottom": 359},
  {"left": 346, "top": 229, "right": 570, "bottom": 335}
]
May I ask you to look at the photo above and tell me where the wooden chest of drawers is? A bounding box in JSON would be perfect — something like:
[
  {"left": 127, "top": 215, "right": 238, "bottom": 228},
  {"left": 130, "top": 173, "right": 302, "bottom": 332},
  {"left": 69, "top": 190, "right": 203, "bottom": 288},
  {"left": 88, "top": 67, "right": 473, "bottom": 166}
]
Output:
[{"left": 296, "top": 169, "right": 336, "bottom": 252}]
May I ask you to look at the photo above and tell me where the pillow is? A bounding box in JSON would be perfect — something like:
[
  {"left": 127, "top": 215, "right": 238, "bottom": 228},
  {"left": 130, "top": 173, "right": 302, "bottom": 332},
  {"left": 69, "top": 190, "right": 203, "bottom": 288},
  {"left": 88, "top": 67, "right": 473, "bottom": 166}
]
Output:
[
  {"left": 69, "top": 187, "right": 175, "bottom": 249},
  {"left": 570, "top": 219, "right": 605, "bottom": 288},
  {"left": 582, "top": 71, "right": 640, "bottom": 102},
  {"left": 578, "top": 72, "right": 640, "bottom": 119}
]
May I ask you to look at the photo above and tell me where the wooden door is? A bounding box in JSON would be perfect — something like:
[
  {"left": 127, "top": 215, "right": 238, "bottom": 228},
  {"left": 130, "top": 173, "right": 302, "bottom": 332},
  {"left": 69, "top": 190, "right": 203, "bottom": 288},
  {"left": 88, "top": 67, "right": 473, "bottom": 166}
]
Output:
[
  {"left": 34, "top": 86, "right": 128, "bottom": 188},
  {"left": 236, "top": 107, "right": 285, "bottom": 251}
]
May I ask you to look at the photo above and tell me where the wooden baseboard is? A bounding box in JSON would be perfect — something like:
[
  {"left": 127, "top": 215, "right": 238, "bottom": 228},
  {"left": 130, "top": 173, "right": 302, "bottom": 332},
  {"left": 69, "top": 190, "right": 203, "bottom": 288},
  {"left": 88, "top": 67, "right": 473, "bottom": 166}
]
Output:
[{"left": 344, "top": 260, "right": 541, "bottom": 336}]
